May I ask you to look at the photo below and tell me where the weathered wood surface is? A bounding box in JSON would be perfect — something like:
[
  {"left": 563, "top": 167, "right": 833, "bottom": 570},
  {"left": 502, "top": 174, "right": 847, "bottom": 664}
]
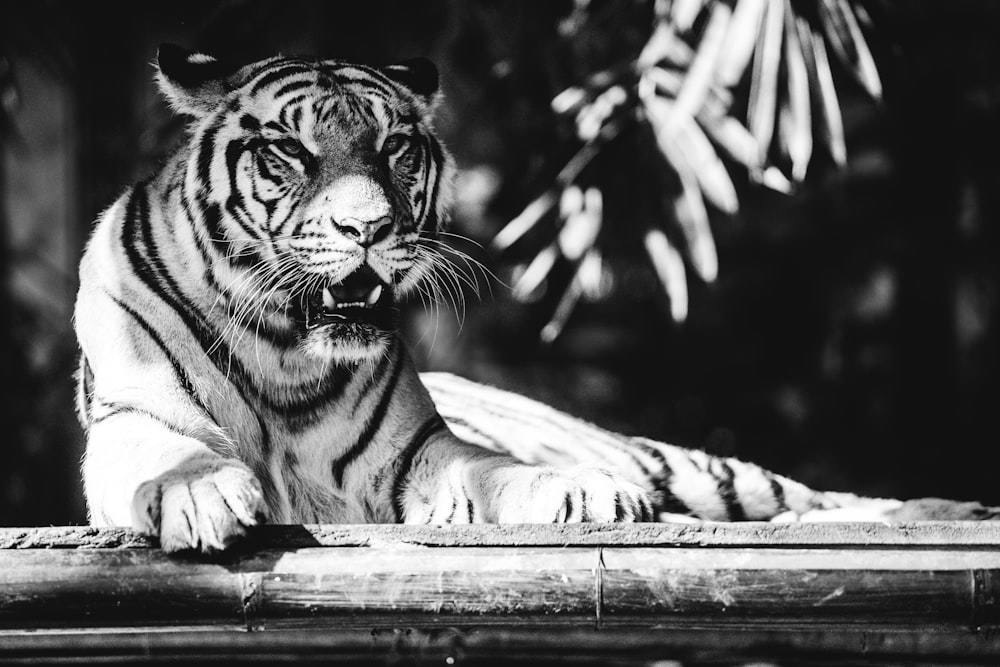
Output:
[
  {"left": 4, "top": 520, "right": 1000, "bottom": 549},
  {"left": 2, "top": 523, "right": 1000, "bottom": 663}
]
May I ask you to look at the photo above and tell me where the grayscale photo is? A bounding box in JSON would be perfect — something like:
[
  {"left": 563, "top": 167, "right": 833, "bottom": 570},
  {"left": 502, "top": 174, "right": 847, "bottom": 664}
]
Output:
[{"left": 2, "top": 1, "right": 999, "bottom": 664}]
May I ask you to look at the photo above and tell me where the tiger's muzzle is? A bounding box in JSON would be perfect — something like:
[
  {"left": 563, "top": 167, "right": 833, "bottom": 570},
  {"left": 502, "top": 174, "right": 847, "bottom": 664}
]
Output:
[
  {"left": 294, "top": 265, "right": 394, "bottom": 332},
  {"left": 288, "top": 175, "right": 409, "bottom": 342}
]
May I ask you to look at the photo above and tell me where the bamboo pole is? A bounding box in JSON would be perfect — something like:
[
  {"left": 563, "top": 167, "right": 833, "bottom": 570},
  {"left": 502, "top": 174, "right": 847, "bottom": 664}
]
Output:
[{"left": 1, "top": 523, "right": 999, "bottom": 661}]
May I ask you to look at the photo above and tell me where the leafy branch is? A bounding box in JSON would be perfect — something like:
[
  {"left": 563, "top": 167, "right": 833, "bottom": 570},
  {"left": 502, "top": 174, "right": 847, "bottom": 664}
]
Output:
[{"left": 491, "top": 0, "right": 882, "bottom": 340}]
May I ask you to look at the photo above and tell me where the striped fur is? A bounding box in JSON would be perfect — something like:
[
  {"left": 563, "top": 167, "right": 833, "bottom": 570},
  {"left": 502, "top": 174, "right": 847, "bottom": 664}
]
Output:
[{"left": 77, "top": 46, "right": 975, "bottom": 553}]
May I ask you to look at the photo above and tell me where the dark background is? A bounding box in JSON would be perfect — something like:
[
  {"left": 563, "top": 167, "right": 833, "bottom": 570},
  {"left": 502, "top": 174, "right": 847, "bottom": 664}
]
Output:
[{"left": 2, "top": 0, "right": 999, "bottom": 526}]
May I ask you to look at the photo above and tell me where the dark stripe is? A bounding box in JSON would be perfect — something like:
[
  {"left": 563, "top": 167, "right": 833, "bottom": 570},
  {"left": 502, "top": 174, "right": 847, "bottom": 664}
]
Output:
[
  {"left": 331, "top": 350, "right": 405, "bottom": 486},
  {"left": 204, "top": 200, "right": 235, "bottom": 258},
  {"left": 564, "top": 491, "right": 575, "bottom": 523},
  {"left": 105, "top": 292, "right": 209, "bottom": 418},
  {"left": 290, "top": 104, "right": 304, "bottom": 129},
  {"left": 248, "top": 420, "right": 279, "bottom": 515},
  {"left": 253, "top": 152, "right": 283, "bottom": 189},
  {"left": 443, "top": 495, "right": 458, "bottom": 523},
  {"left": 277, "top": 94, "right": 309, "bottom": 124},
  {"left": 391, "top": 415, "right": 447, "bottom": 522},
  {"left": 248, "top": 64, "right": 313, "bottom": 97},
  {"left": 280, "top": 365, "right": 355, "bottom": 432},
  {"left": 331, "top": 68, "right": 397, "bottom": 99},
  {"left": 765, "top": 471, "right": 789, "bottom": 514},
  {"left": 284, "top": 449, "right": 302, "bottom": 518},
  {"left": 348, "top": 347, "right": 395, "bottom": 413},
  {"left": 207, "top": 193, "right": 265, "bottom": 270},
  {"left": 91, "top": 400, "right": 182, "bottom": 433},
  {"left": 422, "top": 136, "right": 446, "bottom": 230},
  {"left": 628, "top": 440, "right": 671, "bottom": 481},
  {"left": 439, "top": 414, "right": 504, "bottom": 451},
  {"left": 197, "top": 121, "right": 222, "bottom": 188},
  {"left": 627, "top": 439, "right": 693, "bottom": 517},
  {"left": 273, "top": 79, "right": 314, "bottom": 100},
  {"left": 74, "top": 354, "right": 93, "bottom": 429},
  {"left": 717, "top": 460, "right": 747, "bottom": 521},
  {"left": 416, "top": 136, "right": 434, "bottom": 226},
  {"left": 179, "top": 187, "right": 234, "bottom": 301}
]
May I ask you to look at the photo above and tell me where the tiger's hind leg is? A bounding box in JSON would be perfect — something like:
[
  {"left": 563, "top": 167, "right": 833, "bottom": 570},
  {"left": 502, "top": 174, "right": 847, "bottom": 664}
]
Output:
[
  {"left": 423, "top": 372, "right": 1000, "bottom": 523},
  {"left": 422, "top": 372, "right": 838, "bottom": 521}
]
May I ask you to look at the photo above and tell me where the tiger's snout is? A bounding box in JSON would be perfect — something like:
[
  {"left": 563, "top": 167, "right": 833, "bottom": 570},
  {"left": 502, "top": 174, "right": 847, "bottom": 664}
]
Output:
[
  {"left": 333, "top": 214, "right": 394, "bottom": 248},
  {"left": 306, "top": 173, "right": 398, "bottom": 249}
]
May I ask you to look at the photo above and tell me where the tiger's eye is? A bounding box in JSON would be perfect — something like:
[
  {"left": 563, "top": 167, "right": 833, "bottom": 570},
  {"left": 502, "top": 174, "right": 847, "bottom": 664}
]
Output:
[
  {"left": 274, "top": 138, "right": 307, "bottom": 159},
  {"left": 382, "top": 134, "right": 409, "bottom": 154}
]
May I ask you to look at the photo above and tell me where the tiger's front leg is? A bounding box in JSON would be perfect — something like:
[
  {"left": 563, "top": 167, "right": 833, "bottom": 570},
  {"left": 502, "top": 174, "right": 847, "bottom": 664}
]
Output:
[
  {"left": 84, "top": 411, "right": 268, "bottom": 552},
  {"left": 398, "top": 432, "right": 654, "bottom": 524}
]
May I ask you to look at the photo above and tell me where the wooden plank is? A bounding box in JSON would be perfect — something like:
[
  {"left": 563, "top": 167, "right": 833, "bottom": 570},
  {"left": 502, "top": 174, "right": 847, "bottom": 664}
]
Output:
[{"left": 4, "top": 521, "right": 1000, "bottom": 550}]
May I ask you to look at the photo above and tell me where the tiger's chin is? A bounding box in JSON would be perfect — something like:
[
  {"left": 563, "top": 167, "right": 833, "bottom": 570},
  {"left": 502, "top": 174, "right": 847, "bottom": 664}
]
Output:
[{"left": 301, "top": 323, "right": 394, "bottom": 364}]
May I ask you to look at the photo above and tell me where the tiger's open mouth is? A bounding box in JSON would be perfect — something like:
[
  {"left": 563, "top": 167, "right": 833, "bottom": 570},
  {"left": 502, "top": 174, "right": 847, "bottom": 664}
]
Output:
[{"left": 296, "top": 266, "right": 395, "bottom": 331}]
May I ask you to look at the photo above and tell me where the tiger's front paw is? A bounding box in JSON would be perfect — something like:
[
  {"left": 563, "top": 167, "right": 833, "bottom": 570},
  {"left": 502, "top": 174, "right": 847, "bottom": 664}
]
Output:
[
  {"left": 494, "top": 466, "right": 654, "bottom": 524},
  {"left": 132, "top": 458, "right": 267, "bottom": 552}
]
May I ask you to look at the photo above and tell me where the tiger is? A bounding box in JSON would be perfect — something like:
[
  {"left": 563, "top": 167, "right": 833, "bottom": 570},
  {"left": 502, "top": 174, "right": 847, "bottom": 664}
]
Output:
[{"left": 73, "top": 45, "right": 995, "bottom": 554}]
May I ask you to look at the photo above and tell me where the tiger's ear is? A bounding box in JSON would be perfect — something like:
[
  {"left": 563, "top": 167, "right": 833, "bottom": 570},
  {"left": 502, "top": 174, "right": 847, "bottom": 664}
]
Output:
[
  {"left": 382, "top": 58, "right": 439, "bottom": 102},
  {"left": 155, "top": 44, "right": 243, "bottom": 117}
]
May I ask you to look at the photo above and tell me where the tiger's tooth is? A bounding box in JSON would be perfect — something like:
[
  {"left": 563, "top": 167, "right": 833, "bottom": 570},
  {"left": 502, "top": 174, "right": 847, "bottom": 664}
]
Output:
[
  {"left": 322, "top": 287, "right": 337, "bottom": 310},
  {"left": 366, "top": 284, "right": 383, "bottom": 306}
]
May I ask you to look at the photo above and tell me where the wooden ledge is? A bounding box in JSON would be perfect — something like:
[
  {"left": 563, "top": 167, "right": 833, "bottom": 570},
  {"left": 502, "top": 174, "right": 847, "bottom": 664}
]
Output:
[
  {"left": 3, "top": 523, "right": 1000, "bottom": 664},
  {"left": 4, "top": 520, "right": 1000, "bottom": 549}
]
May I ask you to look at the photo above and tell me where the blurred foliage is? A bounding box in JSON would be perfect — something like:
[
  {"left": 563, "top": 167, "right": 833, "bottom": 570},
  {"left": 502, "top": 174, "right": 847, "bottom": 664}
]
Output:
[
  {"left": 2, "top": 1, "right": 1000, "bottom": 527},
  {"left": 491, "top": 0, "right": 884, "bottom": 338}
]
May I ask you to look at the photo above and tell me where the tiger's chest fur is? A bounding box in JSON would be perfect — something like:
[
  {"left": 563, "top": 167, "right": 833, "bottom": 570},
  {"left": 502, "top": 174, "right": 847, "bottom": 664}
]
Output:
[{"left": 184, "top": 329, "right": 430, "bottom": 525}]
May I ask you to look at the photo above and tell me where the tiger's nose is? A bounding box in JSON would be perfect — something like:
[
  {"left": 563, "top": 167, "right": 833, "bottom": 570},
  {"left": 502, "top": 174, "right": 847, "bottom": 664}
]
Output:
[{"left": 334, "top": 215, "right": 394, "bottom": 248}]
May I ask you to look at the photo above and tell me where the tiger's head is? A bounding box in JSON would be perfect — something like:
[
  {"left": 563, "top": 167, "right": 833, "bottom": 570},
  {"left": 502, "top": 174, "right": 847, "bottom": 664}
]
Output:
[{"left": 156, "top": 44, "right": 454, "bottom": 363}]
